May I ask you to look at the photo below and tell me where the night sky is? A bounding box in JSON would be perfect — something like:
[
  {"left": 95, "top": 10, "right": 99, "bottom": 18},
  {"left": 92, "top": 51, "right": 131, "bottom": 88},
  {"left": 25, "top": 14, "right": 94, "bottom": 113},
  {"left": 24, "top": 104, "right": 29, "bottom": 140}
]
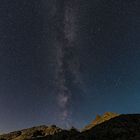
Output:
[{"left": 0, "top": 0, "right": 140, "bottom": 133}]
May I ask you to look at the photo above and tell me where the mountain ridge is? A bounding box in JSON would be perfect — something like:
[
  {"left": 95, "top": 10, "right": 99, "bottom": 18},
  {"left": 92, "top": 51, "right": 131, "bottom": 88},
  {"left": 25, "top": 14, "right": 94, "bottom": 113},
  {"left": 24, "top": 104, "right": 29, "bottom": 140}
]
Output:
[{"left": 1, "top": 112, "right": 140, "bottom": 140}]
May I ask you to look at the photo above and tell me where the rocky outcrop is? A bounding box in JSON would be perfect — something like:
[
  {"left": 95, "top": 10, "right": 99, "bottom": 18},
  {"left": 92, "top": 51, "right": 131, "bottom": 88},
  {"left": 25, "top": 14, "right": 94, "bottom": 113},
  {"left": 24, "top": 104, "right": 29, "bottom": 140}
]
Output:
[
  {"left": 83, "top": 112, "right": 119, "bottom": 131},
  {"left": 0, "top": 125, "right": 62, "bottom": 140}
]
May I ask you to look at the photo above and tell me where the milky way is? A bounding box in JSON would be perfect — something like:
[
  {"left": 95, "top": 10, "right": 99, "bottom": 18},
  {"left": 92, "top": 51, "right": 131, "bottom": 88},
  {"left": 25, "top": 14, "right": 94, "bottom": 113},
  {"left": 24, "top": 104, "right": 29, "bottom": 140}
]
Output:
[
  {"left": 47, "top": 0, "right": 87, "bottom": 127},
  {"left": 52, "top": 1, "right": 84, "bottom": 127}
]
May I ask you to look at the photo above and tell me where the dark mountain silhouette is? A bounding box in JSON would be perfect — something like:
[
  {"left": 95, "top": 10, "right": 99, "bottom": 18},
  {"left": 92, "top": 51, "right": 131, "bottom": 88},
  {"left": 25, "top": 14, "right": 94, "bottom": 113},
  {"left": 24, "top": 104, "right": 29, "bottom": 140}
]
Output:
[
  {"left": 76, "top": 114, "right": 140, "bottom": 140},
  {"left": 1, "top": 113, "right": 140, "bottom": 140}
]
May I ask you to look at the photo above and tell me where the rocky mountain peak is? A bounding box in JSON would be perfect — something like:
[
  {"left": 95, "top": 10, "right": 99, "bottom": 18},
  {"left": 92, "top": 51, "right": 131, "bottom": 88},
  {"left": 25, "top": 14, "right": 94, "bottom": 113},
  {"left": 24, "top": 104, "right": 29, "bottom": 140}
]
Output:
[{"left": 83, "top": 112, "right": 119, "bottom": 131}]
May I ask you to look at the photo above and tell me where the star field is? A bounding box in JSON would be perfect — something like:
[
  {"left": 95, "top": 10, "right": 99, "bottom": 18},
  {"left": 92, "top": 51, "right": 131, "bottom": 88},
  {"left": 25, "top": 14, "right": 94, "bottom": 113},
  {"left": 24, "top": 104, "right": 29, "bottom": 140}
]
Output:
[{"left": 0, "top": 0, "right": 140, "bottom": 133}]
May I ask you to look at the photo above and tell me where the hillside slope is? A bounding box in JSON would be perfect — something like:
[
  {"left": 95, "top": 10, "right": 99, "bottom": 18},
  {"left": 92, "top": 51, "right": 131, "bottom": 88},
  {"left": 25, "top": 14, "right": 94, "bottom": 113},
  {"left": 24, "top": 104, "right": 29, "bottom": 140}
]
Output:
[
  {"left": 0, "top": 113, "right": 140, "bottom": 140},
  {"left": 78, "top": 114, "right": 140, "bottom": 140}
]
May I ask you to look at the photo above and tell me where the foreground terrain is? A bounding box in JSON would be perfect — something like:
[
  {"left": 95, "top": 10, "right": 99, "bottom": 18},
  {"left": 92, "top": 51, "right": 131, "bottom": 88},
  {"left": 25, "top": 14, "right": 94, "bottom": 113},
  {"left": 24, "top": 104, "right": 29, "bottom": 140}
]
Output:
[{"left": 0, "top": 112, "right": 140, "bottom": 140}]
